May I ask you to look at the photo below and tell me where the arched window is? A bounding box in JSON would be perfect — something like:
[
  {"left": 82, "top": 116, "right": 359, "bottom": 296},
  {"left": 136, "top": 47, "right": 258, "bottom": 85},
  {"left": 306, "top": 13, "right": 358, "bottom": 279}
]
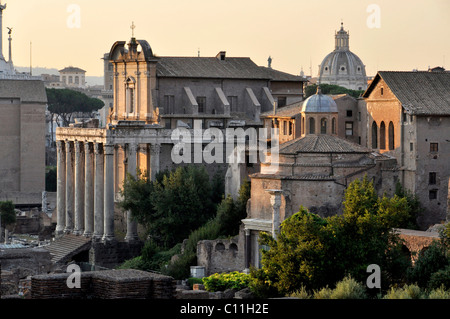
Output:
[
  {"left": 309, "top": 117, "right": 315, "bottom": 134},
  {"left": 379, "top": 121, "right": 386, "bottom": 149},
  {"left": 332, "top": 118, "right": 336, "bottom": 134},
  {"left": 320, "top": 118, "right": 327, "bottom": 134},
  {"left": 389, "top": 122, "right": 395, "bottom": 150},
  {"left": 302, "top": 116, "right": 305, "bottom": 135},
  {"left": 371, "top": 121, "right": 378, "bottom": 149},
  {"left": 126, "top": 77, "right": 136, "bottom": 114}
]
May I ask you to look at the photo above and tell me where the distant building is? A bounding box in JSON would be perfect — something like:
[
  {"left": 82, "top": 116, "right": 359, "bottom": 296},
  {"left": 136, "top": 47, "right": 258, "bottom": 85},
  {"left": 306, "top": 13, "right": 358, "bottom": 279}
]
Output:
[
  {"left": 0, "top": 3, "right": 47, "bottom": 207},
  {"left": 318, "top": 23, "right": 368, "bottom": 90},
  {"left": 59, "top": 66, "right": 86, "bottom": 88}
]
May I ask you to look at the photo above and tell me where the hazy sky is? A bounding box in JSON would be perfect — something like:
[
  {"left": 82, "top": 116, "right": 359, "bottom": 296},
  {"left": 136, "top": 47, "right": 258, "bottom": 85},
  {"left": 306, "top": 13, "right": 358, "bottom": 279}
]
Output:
[{"left": 4, "top": 0, "right": 450, "bottom": 78}]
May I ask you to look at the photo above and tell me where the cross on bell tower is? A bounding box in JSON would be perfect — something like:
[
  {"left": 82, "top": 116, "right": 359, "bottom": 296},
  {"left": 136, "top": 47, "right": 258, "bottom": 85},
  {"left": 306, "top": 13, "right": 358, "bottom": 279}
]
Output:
[{"left": 130, "top": 21, "right": 136, "bottom": 38}]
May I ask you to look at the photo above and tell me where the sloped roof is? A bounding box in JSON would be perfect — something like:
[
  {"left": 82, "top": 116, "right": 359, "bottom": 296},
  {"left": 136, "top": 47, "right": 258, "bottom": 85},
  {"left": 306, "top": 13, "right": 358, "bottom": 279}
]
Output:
[
  {"left": 156, "top": 57, "right": 270, "bottom": 80},
  {"left": 259, "top": 66, "right": 307, "bottom": 82},
  {"left": 279, "top": 134, "right": 371, "bottom": 154},
  {"left": 261, "top": 101, "right": 302, "bottom": 118},
  {"left": 59, "top": 66, "right": 86, "bottom": 73},
  {"left": 363, "top": 71, "right": 450, "bottom": 115}
]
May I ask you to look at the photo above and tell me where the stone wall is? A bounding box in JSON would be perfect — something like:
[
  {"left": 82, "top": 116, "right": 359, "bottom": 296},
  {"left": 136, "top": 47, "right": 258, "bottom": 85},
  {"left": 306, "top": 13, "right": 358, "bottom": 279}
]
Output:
[
  {"left": 30, "top": 269, "right": 176, "bottom": 299},
  {"left": 197, "top": 234, "right": 245, "bottom": 276},
  {"left": 89, "top": 240, "right": 144, "bottom": 269}
]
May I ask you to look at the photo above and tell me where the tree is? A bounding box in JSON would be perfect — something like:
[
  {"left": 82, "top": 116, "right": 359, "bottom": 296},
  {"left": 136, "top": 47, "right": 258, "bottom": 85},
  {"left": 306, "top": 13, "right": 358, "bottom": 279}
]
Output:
[
  {"left": 250, "top": 176, "right": 413, "bottom": 297},
  {"left": 305, "top": 83, "right": 365, "bottom": 99},
  {"left": 119, "top": 166, "right": 220, "bottom": 248},
  {"left": 0, "top": 201, "right": 16, "bottom": 242},
  {"left": 46, "top": 88, "right": 104, "bottom": 127}
]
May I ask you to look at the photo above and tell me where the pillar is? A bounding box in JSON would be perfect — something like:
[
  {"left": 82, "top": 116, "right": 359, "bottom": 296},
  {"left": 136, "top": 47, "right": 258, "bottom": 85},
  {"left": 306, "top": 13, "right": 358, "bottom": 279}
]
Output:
[
  {"left": 150, "top": 143, "right": 161, "bottom": 181},
  {"left": 64, "top": 141, "right": 74, "bottom": 233},
  {"left": 83, "top": 142, "right": 94, "bottom": 237},
  {"left": 93, "top": 143, "right": 104, "bottom": 241},
  {"left": 74, "top": 141, "right": 85, "bottom": 235},
  {"left": 267, "top": 189, "right": 282, "bottom": 239},
  {"left": 125, "top": 143, "right": 139, "bottom": 242},
  {"left": 243, "top": 228, "right": 251, "bottom": 274},
  {"left": 103, "top": 144, "right": 115, "bottom": 241},
  {"left": 55, "top": 140, "right": 66, "bottom": 236}
]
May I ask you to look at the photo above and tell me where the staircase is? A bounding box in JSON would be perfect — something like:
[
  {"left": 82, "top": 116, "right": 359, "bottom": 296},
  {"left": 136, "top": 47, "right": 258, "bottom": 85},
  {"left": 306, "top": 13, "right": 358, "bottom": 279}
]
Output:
[{"left": 44, "top": 234, "right": 92, "bottom": 265}]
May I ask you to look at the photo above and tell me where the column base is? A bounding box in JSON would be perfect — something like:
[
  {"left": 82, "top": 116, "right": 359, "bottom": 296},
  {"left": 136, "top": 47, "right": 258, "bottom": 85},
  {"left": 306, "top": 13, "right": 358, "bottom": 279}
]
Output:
[
  {"left": 73, "top": 229, "right": 84, "bottom": 236},
  {"left": 102, "top": 235, "right": 116, "bottom": 243},
  {"left": 83, "top": 231, "right": 93, "bottom": 238},
  {"left": 124, "top": 235, "right": 140, "bottom": 243},
  {"left": 63, "top": 227, "right": 73, "bottom": 234},
  {"left": 92, "top": 234, "right": 103, "bottom": 242}
]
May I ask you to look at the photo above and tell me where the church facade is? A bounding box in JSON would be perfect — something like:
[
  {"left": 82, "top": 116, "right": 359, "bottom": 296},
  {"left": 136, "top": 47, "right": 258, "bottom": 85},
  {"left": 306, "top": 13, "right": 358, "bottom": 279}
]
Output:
[{"left": 54, "top": 36, "right": 306, "bottom": 243}]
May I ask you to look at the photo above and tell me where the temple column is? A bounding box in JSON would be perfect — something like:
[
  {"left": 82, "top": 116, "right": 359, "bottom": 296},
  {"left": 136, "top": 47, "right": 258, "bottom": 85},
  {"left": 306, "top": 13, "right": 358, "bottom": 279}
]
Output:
[
  {"left": 267, "top": 189, "right": 283, "bottom": 239},
  {"left": 243, "top": 228, "right": 251, "bottom": 274},
  {"left": 74, "top": 141, "right": 85, "bottom": 235},
  {"left": 64, "top": 141, "right": 74, "bottom": 233},
  {"left": 93, "top": 143, "right": 104, "bottom": 241},
  {"left": 55, "top": 140, "right": 66, "bottom": 236},
  {"left": 83, "top": 142, "right": 94, "bottom": 237},
  {"left": 150, "top": 143, "right": 161, "bottom": 181},
  {"left": 103, "top": 144, "right": 115, "bottom": 241},
  {"left": 125, "top": 142, "right": 139, "bottom": 242}
]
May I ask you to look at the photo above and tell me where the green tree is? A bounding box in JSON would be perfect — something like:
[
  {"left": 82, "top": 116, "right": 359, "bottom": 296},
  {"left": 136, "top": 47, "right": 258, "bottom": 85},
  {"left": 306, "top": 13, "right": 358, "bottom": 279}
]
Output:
[
  {"left": 119, "top": 166, "right": 219, "bottom": 248},
  {"left": 305, "top": 83, "right": 365, "bottom": 99},
  {"left": 46, "top": 88, "right": 104, "bottom": 127},
  {"left": 250, "top": 176, "right": 413, "bottom": 297}
]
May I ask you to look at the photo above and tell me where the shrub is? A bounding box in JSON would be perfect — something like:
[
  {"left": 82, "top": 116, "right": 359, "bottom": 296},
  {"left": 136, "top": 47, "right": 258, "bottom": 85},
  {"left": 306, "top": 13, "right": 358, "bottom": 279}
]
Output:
[
  {"left": 406, "top": 241, "right": 449, "bottom": 288},
  {"left": 288, "top": 286, "right": 310, "bottom": 299},
  {"left": 313, "top": 286, "right": 333, "bottom": 299},
  {"left": 329, "top": 276, "right": 367, "bottom": 299},
  {"left": 428, "top": 265, "right": 450, "bottom": 290},
  {"left": 202, "top": 272, "right": 251, "bottom": 292},
  {"left": 187, "top": 277, "right": 203, "bottom": 289},
  {"left": 428, "top": 285, "right": 450, "bottom": 299},
  {"left": 383, "top": 284, "right": 425, "bottom": 299}
]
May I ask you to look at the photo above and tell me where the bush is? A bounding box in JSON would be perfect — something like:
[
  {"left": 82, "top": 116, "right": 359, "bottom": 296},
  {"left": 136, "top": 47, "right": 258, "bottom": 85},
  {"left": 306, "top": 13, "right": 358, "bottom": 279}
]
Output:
[
  {"left": 329, "top": 276, "right": 367, "bottom": 299},
  {"left": 383, "top": 284, "right": 425, "bottom": 299},
  {"left": 406, "top": 241, "right": 449, "bottom": 288},
  {"left": 288, "top": 286, "right": 310, "bottom": 299},
  {"left": 202, "top": 272, "right": 251, "bottom": 292},
  {"left": 187, "top": 277, "right": 203, "bottom": 289},
  {"left": 313, "top": 287, "right": 333, "bottom": 299},
  {"left": 428, "top": 265, "right": 450, "bottom": 290},
  {"left": 428, "top": 285, "right": 450, "bottom": 299}
]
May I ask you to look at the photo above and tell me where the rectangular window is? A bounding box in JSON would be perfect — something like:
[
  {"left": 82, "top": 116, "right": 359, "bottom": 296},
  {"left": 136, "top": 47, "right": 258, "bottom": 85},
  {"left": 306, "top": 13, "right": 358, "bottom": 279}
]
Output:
[
  {"left": 429, "top": 172, "right": 437, "bottom": 185},
  {"left": 283, "top": 121, "right": 287, "bottom": 135},
  {"left": 164, "top": 95, "right": 175, "bottom": 114},
  {"left": 346, "top": 110, "right": 353, "bottom": 117},
  {"left": 278, "top": 97, "right": 287, "bottom": 108},
  {"left": 402, "top": 110, "right": 408, "bottom": 123},
  {"left": 197, "top": 97, "right": 206, "bottom": 113},
  {"left": 429, "top": 189, "right": 438, "bottom": 200},
  {"left": 430, "top": 143, "right": 439, "bottom": 152},
  {"left": 228, "top": 96, "right": 238, "bottom": 112},
  {"left": 345, "top": 122, "right": 353, "bottom": 136},
  {"left": 410, "top": 142, "right": 413, "bottom": 151},
  {"left": 358, "top": 112, "right": 361, "bottom": 121}
]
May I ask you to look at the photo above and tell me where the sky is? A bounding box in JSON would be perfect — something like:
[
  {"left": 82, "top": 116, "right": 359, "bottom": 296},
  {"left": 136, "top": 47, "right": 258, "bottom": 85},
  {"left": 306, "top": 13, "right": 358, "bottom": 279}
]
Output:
[{"left": 4, "top": 0, "right": 450, "bottom": 79}]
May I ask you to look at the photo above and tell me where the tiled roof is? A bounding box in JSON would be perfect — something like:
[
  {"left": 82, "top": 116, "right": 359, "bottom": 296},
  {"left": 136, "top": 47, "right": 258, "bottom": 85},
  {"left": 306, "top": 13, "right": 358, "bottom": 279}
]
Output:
[
  {"left": 59, "top": 66, "right": 86, "bottom": 73},
  {"left": 259, "top": 66, "right": 307, "bottom": 82},
  {"left": 261, "top": 101, "right": 302, "bottom": 118},
  {"left": 279, "top": 134, "right": 371, "bottom": 154},
  {"left": 364, "top": 71, "right": 450, "bottom": 115},
  {"left": 156, "top": 57, "right": 270, "bottom": 79}
]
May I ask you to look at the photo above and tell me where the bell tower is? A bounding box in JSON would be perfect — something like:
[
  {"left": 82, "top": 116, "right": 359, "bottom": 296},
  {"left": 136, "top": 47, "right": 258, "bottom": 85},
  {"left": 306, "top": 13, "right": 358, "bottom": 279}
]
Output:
[{"left": 107, "top": 24, "right": 159, "bottom": 125}]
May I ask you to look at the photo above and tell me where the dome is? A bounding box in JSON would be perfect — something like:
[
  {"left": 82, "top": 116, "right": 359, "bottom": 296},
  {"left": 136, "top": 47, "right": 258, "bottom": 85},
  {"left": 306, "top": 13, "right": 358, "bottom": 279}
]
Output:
[
  {"left": 301, "top": 87, "right": 338, "bottom": 113},
  {"left": 318, "top": 23, "right": 367, "bottom": 91}
]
